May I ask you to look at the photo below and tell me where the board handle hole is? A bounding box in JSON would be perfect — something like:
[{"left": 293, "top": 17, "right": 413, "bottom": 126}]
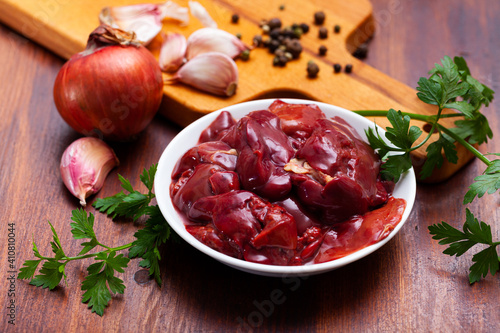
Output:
[{"left": 422, "top": 123, "right": 438, "bottom": 133}]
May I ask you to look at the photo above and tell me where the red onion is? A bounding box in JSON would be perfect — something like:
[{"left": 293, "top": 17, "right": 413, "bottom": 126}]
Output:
[{"left": 54, "top": 25, "right": 164, "bottom": 141}]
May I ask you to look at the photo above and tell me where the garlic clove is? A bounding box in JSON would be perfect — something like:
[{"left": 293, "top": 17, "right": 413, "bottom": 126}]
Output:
[
  {"left": 186, "top": 28, "right": 250, "bottom": 60},
  {"left": 167, "top": 52, "right": 238, "bottom": 97},
  {"left": 60, "top": 137, "right": 119, "bottom": 206},
  {"left": 159, "top": 32, "right": 187, "bottom": 73},
  {"left": 188, "top": 1, "right": 217, "bottom": 28},
  {"left": 159, "top": 1, "right": 190, "bottom": 26},
  {"left": 99, "top": 4, "right": 164, "bottom": 45}
]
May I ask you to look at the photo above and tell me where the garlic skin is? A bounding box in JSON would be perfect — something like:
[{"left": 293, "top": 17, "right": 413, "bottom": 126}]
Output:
[
  {"left": 159, "top": 32, "right": 187, "bottom": 73},
  {"left": 186, "top": 28, "right": 250, "bottom": 60},
  {"left": 60, "top": 137, "right": 119, "bottom": 206},
  {"left": 167, "top": 52, "right": 238, "bottom": 97},
  {"left": 99, "top": 1, "right": 189, "bottom": 45},
  {"left": 160, "top": 1, "right": 190, "bottom": 26},
  {"left": 188, "top": 1, "right": 217, "bottom": 28},
  {"left": 99, "top": 4, "right": 163, "bottom": 45}
]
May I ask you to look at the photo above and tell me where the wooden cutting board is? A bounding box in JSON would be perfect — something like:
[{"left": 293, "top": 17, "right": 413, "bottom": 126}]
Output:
[{"left": 0, "top": 0, "right": 473, "bottom": 182}]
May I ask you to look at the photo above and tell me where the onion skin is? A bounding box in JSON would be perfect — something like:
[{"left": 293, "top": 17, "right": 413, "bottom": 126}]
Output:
[{"left": 54, "top": 25, "right": 164, "bottom": 141}]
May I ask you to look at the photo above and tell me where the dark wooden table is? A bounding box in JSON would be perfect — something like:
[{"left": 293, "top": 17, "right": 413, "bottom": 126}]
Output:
[{"left": 1, "top": 0, "right": 499, "bottom": 331}]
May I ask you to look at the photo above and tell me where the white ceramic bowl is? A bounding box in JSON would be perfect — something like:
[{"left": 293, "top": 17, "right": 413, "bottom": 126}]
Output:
[{"left": 155, "top": 99, "right": 416, "bottom": 277}]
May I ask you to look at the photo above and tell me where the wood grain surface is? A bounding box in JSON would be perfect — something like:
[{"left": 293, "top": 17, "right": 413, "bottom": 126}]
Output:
[
  {"left": 0, "top": 0, "right": 499, "bottom": 332},
  {"left": 0, "top": 0, "right": 479, "bottom": 182}
]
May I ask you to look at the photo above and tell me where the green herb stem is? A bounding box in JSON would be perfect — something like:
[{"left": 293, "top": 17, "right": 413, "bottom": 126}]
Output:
[
  {"left": 410, "top": 107, "right": 444, "bottom": 151},
  {"left": 38, "top": 242, "right": 133, "bottom": 262},
  {"left": 354, "top": 110, "right": 465, "bottom": 122},
  {"left": 437, "top": 124, "right": 492, "bottom": 166}
]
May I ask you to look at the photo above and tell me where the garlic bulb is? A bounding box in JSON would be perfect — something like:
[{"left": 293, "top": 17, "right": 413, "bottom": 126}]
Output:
[
  {"left": 159, "top": 32, "right": 187, "bottom": 73},
  {"left": 188, "top": 1, "right": 217, "bottom": 28},
  {"left": 60, "top": 137, "right": 119, "bottom": 206},
  {"left": 167, "top": 52, "right": 238, "bottom": 96},
  {"left": 186, "top": 28, "right": 250, "bottom": 60}
]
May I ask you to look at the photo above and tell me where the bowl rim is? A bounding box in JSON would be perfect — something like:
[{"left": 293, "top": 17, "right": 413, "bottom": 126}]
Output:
[{"left": 155, "top": 98, "right": 416, "bottom": 277}]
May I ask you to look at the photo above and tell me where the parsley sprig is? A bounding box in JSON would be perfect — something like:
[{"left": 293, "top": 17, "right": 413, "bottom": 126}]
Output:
[
  {"left": 429, "top": 209, "right": 500, "bottom": 283},
  {"left": 18, "top": 164, "right": 173, "bottom": 315},
  {"left": 356, "top": 56, "right": 499, "bottom": 283}
]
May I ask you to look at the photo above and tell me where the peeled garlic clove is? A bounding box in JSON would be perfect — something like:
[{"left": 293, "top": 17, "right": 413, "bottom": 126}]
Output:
[
  {"left": 99, "top": 3, "right": 164, "bottom": 45},
  {"left": 159, "top": 1, "right": 190, "bottom": 26},
  {"left": 186, "top": 27, "right": 250, "bottom": 60},
  {"left": 167, "top": 52, "right": 238, "bottom": 97},
  {"left": 60, "top": 137, "right": 119, "bottom": 206},
  {"left": 189, "top": 1, "right": 217, "bottom": 28},
  {"left": 159, "top": 32, "right": 187, "bottom": 73}
]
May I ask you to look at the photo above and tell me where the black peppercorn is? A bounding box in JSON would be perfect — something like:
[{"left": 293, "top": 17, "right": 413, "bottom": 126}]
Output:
[
  {"left": 345, "top": 64, "right": 353, "bottom": 73},
  {"left": 334, "top": 24, "right": 341, "bottom": 33},
  {"left": 268, "top": 18, "right": 282, "bottom": 30},
  {"left": 319, "top": 45, "right": 327, "bottom": 56},
  {"left": 333, "top": 63, "right": 342, "bottom": 73},
  {"left": 274, "top": 48, "right": 285, "bottom": 57},
  {"left": 231, "top": 14, "right": 239, "bottom": 24},
  {"left": 318, "top": 27, "right": 328, "bottom": 39},
  {"left": 235, "top": 33, "right": 242, "bottom": 40},
  {"left": 269, "top": 28, "right": 281, "bottom": 40},
  {"left": 353, "top": 43, "right": 369, "bottom": 59},
  {"left": 300, "top": 23, "right": 310, "bottom": 33},
  {"left": 286, "top": 39, "right": 303, "bottom": 59},
  {"left": 279, "top": 4, "right": 285, "bottom": 10},
  {"left": 282, "top": 27, "right": 296, "bottom": 39},
  {"left": 278, "top": 55, "right": 288, "bottom": 67},
  {"left": 307, "top": 61, "right": 320, "bottom": 78},
  {"left": 240, "top": 49, "right": 250, "bottom": 61},
  {"left": 314, "top": 11, "right": 326, "bottom": 25},
  {"left": 293, "top": 27, "right": 303, "bottom": 39},
  {"left": 268, "top": 39, "right": 280, "bottom": 53},
  {"left": 273, "top": 56, "right": 280, "bottom": 67},
  {"left": 253, "top": 35, "right": 263, "bottom": 47}
]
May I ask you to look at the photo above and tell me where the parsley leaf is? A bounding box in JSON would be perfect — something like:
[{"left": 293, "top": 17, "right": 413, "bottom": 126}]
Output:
[
  {"left": 30, "top": 260, "right": 66, "bottom": 290},
  {"left": 48, "top": 221, "right": 66, "bottom": 260},
  {"left": 128, "top": 205, "right": 172, "bottom": 285},
  {"left": 18, "top": 259, "right": 42, "bottom": 281},
  {"left": 139, "top": 165, "right": 157, "bottom": 192},
  {"left": 81, "top": 251, "right": 130, "bottom": 316},
  {"left": 91, "top": 192, "right": 127, "bottom": 218},
  {"left": 379, "top": 154, "right": 413, "bottom": 183},
  {"left": 365, "top": 109, "right": 422, "bottom": 182},
  {"left": 18, "top": 238, "right": 44, "bottom": 280},
  {"left": 420, "top": 135, "right": 458, "bottom": 179},
  {"left": 429, "top": 209, "right": 500, "bottom": 284},
  {"left": 451, "top": 113, "right": 493, "bottom": 145},
  {"left": 469, "top": 247, "right": 500, "bottom": 284},
  {"left": 463, "top": 159, "right": 500, "bottom": 204},
  {"left": 70, "top": 208, "right": 99, "bottom": 255},
  {"left": 454, "top": 56, "right": 495, "bottom": 110},
  {"left": 385, "top": 109, "right": 423, "bottom": 149},
  {"left": 418, "top": 56, "right": 470, "bottom": 108},
  {"left": 93, "top": 164, "right": 157, "bottom": 221}
]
